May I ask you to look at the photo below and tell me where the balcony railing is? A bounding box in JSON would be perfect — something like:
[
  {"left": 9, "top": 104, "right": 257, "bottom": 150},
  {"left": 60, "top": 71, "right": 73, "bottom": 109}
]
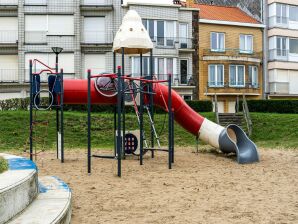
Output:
[
  {"left": 0, "top": 31, "right": 18, "bottom": 44},
  {"left": 203, "top": 48, "right": 262, "bottom": 58},
  {"left": 0, "top": 69, "right": 18, "bottom": 82},
  {"left": 269, "top": 49, "right": 289, "bottom": 61},
  {"left": 208, "top": 82, "right": 259, "bottom": 89},
  {"left": 81, "top": 0, "right": 106, "bottom": 5},
  {"left": 152, "top": 37, "right": 193, "bottom": 49},
  {"left": 25, "top": 31, "right": 47, "bottom": 43},
  {"left": 24, "top": 0, "right": 47, "bottom": 5},
  {"left": 0, "top": 0, "right": 18, "bottom": 5},
  {"left": 82, "top": 31, "right": 106, "bottom": 44},
  {"left": 269, "top": 82, "right": 289, "bottom": 94},
  {"left": 269, "top": 16, "right": 289, "bottom": 28}
]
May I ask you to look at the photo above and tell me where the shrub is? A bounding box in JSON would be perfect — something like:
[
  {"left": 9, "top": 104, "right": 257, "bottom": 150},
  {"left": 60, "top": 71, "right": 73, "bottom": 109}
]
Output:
[
  {"left": 240, "top": 100, "right": 298, "bottom": 114},
  {"left": 0, "top": 157, "right": 8, "bottom": 174}
]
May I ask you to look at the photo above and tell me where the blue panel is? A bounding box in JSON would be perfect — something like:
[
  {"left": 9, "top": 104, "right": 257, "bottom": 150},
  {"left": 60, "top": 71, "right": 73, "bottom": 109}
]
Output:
[{"left": 8, "top": 158, "right": 37, "bottom": 171}]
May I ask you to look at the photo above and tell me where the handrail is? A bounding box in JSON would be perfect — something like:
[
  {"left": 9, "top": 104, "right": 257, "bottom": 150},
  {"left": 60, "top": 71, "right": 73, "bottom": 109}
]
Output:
[
  {"left": 214, "top": 94, "right": 219, "bottom": 124},
  {"left": 242, "top": 94, "right": 252, "bottom": 137}
]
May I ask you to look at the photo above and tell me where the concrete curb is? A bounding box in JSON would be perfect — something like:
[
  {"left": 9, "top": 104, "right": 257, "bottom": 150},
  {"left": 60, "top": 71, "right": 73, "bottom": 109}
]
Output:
[
  {"left": 9, "top": 176, "right": 72, "bottom": 224},
  {"left": 0, "top": 154, "right": 38, "bottom": 224}
]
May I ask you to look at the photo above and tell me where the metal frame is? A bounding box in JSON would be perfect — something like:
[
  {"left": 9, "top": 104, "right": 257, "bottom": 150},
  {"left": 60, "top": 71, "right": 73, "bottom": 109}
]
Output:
[
  {"left": 86, "top": 48, "right": 175, "bottom": 177},
  {"left": 29, "top": 59, "right": 64, "bottom": 163}
]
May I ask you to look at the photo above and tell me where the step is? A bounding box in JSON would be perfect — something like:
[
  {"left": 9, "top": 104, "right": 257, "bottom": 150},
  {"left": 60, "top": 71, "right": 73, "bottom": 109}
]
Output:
[
  {"left": 8, "top": 176, "right": 72, "bottom": 224},
  {"left": 0, "top": 154, "right": 38, "bottom": 224}
]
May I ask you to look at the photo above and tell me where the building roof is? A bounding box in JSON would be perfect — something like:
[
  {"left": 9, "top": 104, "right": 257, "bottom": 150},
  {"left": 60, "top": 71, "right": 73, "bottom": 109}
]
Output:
[{"left": 193, "top": 4, "right": 260, "bottom": 24}]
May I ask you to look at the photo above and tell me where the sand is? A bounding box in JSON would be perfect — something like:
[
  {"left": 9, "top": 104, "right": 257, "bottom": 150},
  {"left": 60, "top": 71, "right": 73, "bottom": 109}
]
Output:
[{"left": 24, "top": 148, "right": 298, "bottom": 224}]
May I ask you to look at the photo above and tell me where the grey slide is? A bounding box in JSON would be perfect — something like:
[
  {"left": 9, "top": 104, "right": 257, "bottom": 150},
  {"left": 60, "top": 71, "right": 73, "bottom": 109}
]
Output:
[{"left": 218, "top": 124, "right": 259, "bottom": 164}]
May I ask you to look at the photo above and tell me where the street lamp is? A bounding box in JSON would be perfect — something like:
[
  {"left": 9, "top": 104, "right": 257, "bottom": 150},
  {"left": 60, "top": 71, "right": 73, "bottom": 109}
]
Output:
[{"left": 51, "top": 47, "right": 63, "bottom": 72}]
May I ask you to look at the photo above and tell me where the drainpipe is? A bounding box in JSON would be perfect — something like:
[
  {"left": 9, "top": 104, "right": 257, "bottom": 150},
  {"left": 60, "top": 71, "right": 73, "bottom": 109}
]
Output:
[{"left": 262, "top": 0, "right": 268, "bottom": 99}]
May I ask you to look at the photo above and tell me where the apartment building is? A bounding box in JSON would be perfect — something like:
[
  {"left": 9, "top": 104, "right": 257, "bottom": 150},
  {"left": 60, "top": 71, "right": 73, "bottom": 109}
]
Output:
[
  {"left": 0, "top": 0, "right": 198, "bottom": 100},
  {"left": 267, "top": 0, "right": 298, "bottom": 98},
  {"left": 194, "top": 4, "right": 265, "bottom": 113}
]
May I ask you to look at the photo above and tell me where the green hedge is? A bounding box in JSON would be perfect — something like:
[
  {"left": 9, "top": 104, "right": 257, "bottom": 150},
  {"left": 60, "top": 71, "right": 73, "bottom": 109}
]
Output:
[
  {"left": 0, "top": 157, "right": 8, "bottom": 174},
  {"left": 240, "top": 100, "right": 298, "bottom": 114},
  {"left": 0, "top": 97, "right": 213, "bottom": 113}
]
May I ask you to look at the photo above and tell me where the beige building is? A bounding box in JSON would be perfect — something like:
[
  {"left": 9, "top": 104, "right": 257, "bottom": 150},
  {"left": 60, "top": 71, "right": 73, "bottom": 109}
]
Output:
[{"left": 193, "top": 3, "right": 265, "bottom": 113}]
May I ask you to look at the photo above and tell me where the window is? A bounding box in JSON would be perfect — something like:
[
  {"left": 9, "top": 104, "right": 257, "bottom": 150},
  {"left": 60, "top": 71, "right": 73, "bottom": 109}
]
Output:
[
  {"left": 276, "top": 36, "right": 287, "bottom": 57},
  {"left": 84, "top": 54, "right": 106, "bottom": 77},
  {"left": 183, "top": 95, "right": 192, "bottom": 100},
  {"left": 211, "top": 32, "right": 225, "bottom": 52},
  {"left": 156, "top": 58, "right": 174, "bottom": 81},
  {"left": 142, "top": 19, "right": 154, "bottom": 40},
  {"left": 249, "top": 66, "right": 258, "bottom": 88},
  {"left": 48, "top": 15, "right": 74, "bottom": 35},
  {"left": 25, "top": 15, "right": 47, "bottom": 43},
  {"left": 290, "top": 6, "right": 298, "bottom": 21},
  {"left": 208, "top": 64, "right": 224, "bottom": 87},
  {"left": 229, "top": 65, "right": 245, "bottom": 87},
  {"left": 180, "top": 60, "right": 188, "bottom": 85},
  {"left": 0, "top": 17, "right": 18, "bottom": 43},
  {"left": 179, "top": 23, "right": 188, "bottom": 48},
  {"left": 240, "top": 34, "right": 253, "bottom": 53},
  {"left": 289, "top": 38, "right": 298, "bottom": 54},
  {"left": 131, "top": 57, "right": 153, "bottom": 76},
  {"left": 276, "top": 3, "right": 287, "bottom": 24},
  {"left": 84, "top": 17, "right": 105, "bottom": 43}
]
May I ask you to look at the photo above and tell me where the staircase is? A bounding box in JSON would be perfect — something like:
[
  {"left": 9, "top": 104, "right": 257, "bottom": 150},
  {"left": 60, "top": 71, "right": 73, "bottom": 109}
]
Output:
[
  {"left": 218, "top": 113, "right": 245, "bottom": 129},
  {"left": 0, "top": 153, "right": 72, "bottom": 224}
]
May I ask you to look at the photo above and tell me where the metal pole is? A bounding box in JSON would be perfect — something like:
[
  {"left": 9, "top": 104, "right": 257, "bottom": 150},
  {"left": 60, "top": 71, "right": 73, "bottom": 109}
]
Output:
[
  {"left": 149, "top": 49, "right": 154, "bottom": 158},
  {"left": 29, "top": 60, "right": 33, "bottom": 161},
  {"left": 87, "top": 70, "right": 91, "bottom": 174},
  {"left": 121, "top": 48, "right": 125, "bottom": 159},
  {"left": 55, "top": 54, "right": 59, "bottom": 159},
  {"left": 117, "top": 66, "right": 122, "bottom": 177},
  {"left": 171, "top": 108, "right": 174, "bottom": 164},
  {"left": 140, "top": 79, "right": 144, "bottom": 166},
  {"left": 168, "top": 74, "right": 172, "bottom": 169},
  {"left": 113, "top": 52, "right": 117, "bottom": 157},
  {"left": 60, "top": 69, "right": 64, "bottom": 163}
]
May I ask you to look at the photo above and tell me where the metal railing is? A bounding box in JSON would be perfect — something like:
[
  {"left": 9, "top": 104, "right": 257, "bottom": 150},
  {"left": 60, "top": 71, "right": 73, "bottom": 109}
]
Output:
[
  {"left": 203, "top": 48, "right": 262, "bottom": 58},
  {"left": 152, "top": 37, "right": 193, "bottom": 49},
  {"left": 25, "top": 31, "right": 47, "bottom": 43},
  {"left": 208, "top": 82, "right": 259, "bottom": 89},
  {"left": 25, "top": 0, "right": 47, "bottom": 5},
  {"left": 269, "top": 49, "right": 289, "bottom": 61},
  {"left": 81, "top": 0, "right": 106, "bottom": 5},
  {"left": 0, "top": 0, "right": 18, "bottom": 5},
  {"left": 0, "top": 31, "right": 18, "bottom": 43},
  {"left": 242, "top": 94, "right": 252, "bottom": 137},
  {"left": 269, "top": 82, "right": 289, "bottom": 94},
  {"left": 82, "top": 31, "right": 106, "bottom": 44},
  {"left": 268, "top": 16, "right": 289, "bottom": 28},
  {"left": 0, "top": 69, "right": 18, "bottom": 82}
]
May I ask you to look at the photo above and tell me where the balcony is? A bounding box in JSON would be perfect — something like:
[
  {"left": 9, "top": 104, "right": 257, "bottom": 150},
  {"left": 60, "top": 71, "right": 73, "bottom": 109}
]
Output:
[
  {"left": 207, "top": 82, "right": 260, "bottom": 89},
  {"left": 153, "top": 37, "right": 194, "bottom": 50},
  {"left": 269, "top": 82, "right": 289, "bottom": 94},
  {"left": 24, "top": 0, "right": 47, "bottom": 5},
  {"left": 0, "top": 31, "right": 18, "bottom": 44},
  {"left": 25, "top": 31, "right": 47, "bottom": 44},
  {"left": 0, "top": 69, "right": 18, "bottom": 83},
  {"left": 203, "top": 48, "right": 262, "bottom": 59},
  {"left": 80, "top": 0, "right": 113, "bottom": 11},
  {"left": 269, "top": 49, "right": 288, "bottom": 61},
  {"left": 269, "top": 16, "right": 288, "bottom": 29}
]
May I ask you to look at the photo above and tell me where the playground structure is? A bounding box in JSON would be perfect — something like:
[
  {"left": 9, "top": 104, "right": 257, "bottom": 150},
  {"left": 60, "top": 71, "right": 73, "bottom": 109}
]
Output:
[{"left": 28, "top": 10, "right": 259, "bottom": 178}]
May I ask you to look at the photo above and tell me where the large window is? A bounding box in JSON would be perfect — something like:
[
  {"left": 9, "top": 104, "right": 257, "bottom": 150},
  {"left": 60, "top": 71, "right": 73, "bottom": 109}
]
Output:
[
  {"left": 276, "top": 36, "right": 287, "bottom": 57},
  {"left": 83, "top": 17, "right": 105, "bottom": 43},
  {"left": 229, "top": 65, "right": 245, "bottom": 87},
  {"left": 142, "top": 19, "right": 175, "bottom": 47},
  {"left": 0, "top": 17, "right": 18, "bottom": 43},
  {"left": 156, "top": 58, "right": 174, "bottom": 80},
  {"left": 289, "top": 6, "right": 298, "bottom": 22},
  {"left": 179, "top": 23, "right": 188, "bottom": 48},
  {"left": 249, "top": 66, "right": 258, "bottom": 88},
  {"left": 240, "top": 34, "right": 253, "bottom": 53},
  {"left": 276, "top": 3, "right": 287, "bottom": 24},
  {"left": 289, "top": 38, "right": 298, "bottom": 54},
  {"left": 211, "top": 32, "right": 225, "bottom": 52},
  {"left": 48, "top": 15, "right": 74, "bottom": 35},
  {"left": 131, "top": 57, "right": 153, "bottom": 76},
  {"left": 208, "top": 64, "right": 224, "bottom": 87}
]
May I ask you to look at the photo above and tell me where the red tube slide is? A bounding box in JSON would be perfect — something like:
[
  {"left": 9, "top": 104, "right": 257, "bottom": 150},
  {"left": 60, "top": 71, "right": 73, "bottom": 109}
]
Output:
[{"left": 63, "top": 79, "right": 204, "bottom": 135}]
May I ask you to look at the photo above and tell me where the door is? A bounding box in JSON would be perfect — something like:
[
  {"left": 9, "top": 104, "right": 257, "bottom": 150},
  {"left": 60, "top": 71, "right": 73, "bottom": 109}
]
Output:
[
  {"left": 84, "top": 17, "right": 105, "bottom": 43},
  {"left": 228, "top": 101, "right": 236, "bottom": 113},
  {"left": 180, "top": 59, "right": 188, "bottom": 85},
  {"left": 213, "top": 101, "right": 224, "bottom": 113}
]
